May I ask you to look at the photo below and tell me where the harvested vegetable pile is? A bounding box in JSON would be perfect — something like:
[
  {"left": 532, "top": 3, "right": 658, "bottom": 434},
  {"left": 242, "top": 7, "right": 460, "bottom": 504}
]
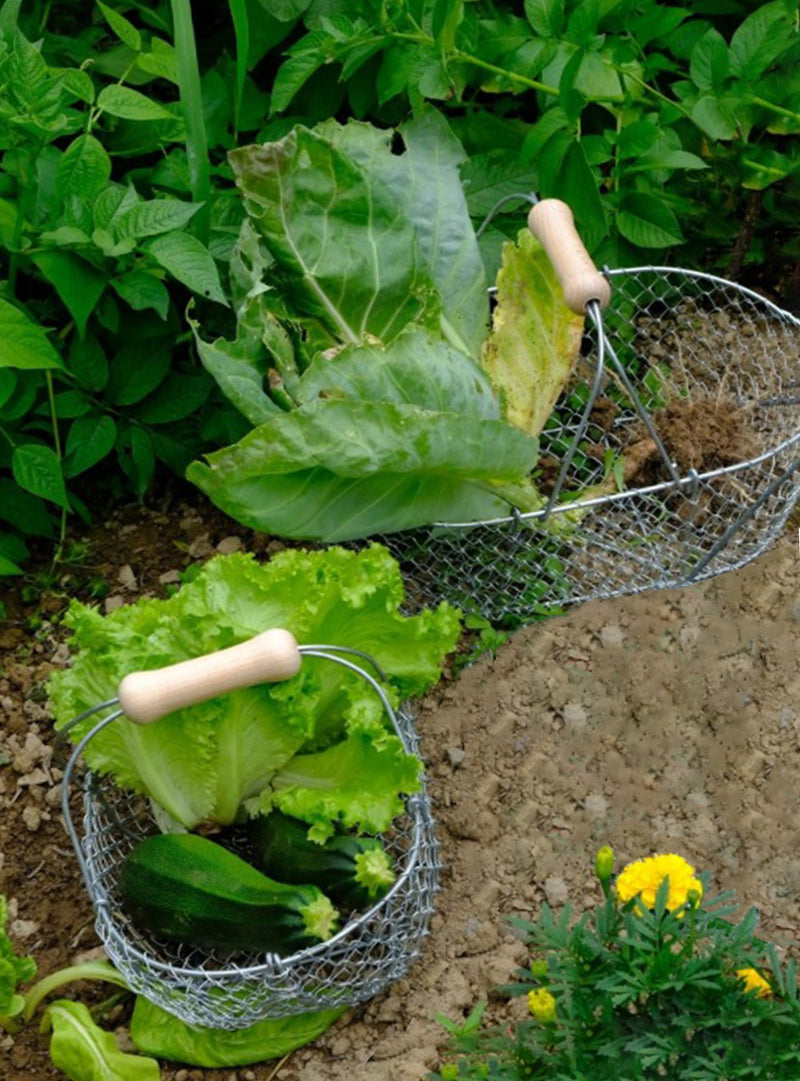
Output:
[{"left": 186, "top": 110, "right": 583, "bottom": 541}]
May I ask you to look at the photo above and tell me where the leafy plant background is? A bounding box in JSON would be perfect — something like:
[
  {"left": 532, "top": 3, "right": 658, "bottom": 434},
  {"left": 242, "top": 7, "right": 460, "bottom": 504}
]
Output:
[{"left": 1, "top": 0, "right": 799, "bottom": 579}]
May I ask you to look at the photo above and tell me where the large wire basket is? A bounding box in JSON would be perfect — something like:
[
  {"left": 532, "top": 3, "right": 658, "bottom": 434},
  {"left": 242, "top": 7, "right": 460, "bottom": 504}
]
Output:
[
  {"left": 368, "top": 200, "right": 800, "bottom": 628},
  {"left": 60, "top": 632, "right": 440, "bottom": 1030}
]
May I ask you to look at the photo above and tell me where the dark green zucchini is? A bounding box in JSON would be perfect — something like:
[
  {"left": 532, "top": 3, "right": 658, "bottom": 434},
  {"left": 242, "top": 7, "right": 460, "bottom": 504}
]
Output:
[
  {"left": 118, "top": 832, "right": 338, "bottom": 955},
  {"left": 248, "top": 811, "right": 395, "bottom": 911}
]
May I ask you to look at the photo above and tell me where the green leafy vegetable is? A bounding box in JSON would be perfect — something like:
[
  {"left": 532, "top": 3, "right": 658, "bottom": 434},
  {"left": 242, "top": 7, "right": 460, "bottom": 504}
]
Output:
[
  {"left": 130, "top": 996, "right": 345, "bottom": 1067},
  {"left": 42, "top": 1000, "right": 161, "bottom": 1081},
  {"left": 481, "top": 228, "right": 584, "bottom": 438},
  {"left": 0, "top": 895, "right": 36, "bottom": 1030},
  {"left": 48, "top": 546, "right": 460, "bottom": 833}
]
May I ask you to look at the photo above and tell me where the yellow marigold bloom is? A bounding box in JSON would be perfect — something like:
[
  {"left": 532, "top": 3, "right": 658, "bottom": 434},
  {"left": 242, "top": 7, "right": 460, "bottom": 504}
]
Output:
[
  {"left": 736, "top": 968, "right": 772, "bottom": 998},
  {"left": 615, "top": 853, "right": 703, "bottom": 913},
  {"left": 528, "top": 988, "right": 557, "bottom": 1023}
]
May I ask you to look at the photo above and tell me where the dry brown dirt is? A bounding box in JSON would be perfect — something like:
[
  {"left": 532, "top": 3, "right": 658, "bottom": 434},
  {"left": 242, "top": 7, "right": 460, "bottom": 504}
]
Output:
[{"left": 2, "top": 501, "right": 800, "bottom": 1081}]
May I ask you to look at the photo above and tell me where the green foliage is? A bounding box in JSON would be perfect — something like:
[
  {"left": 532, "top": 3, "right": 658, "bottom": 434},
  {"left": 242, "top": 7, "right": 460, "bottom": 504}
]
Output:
[
  {"left": 266, "top": 0, "right": 800, "bottom": 271},
  {"left": 432, "top": 855, "right": 800, "bottom": 1080}
]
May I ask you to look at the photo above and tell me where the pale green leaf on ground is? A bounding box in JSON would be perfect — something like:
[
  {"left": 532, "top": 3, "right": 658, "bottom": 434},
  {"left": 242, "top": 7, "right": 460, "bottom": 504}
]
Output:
[
  {"left": 481, "top": 229, "right": 583, "bottom": 437},
  {"left": 31, "top": 251, "right": 106, "bottom": 337},
  {"left": 130, "top": 996, "right": 344, "bottom": 1067},
  {"left": 0, "top": 298, "right": 63, "bottom": 370},
  {"left": 43, "top": 1000, "right": 161, "bottom": 1081},
  {"left": 146, "top": 230, "right": 228, "bottom": 305}
]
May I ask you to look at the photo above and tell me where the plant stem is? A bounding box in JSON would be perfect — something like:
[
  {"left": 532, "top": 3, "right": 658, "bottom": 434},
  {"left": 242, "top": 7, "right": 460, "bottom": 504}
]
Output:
[
  {"left": 228, "top": 0, "right": 249, "bottom": 143},
  {"left": 22, "top": 961, "right": 131, "bottom": 1024},
  {"left": 171, "top": 0, "right": 211, "bottom": 243}
]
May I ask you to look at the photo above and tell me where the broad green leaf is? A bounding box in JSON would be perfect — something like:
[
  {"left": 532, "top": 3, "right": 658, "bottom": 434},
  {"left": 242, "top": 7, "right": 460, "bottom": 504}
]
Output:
[
  {"left": 51, "top": 66, "right": 95, "bottom": 104},
  {"left": 740, "top": 146, "right": 795, "bottom": 190},
  {"left": 93, "top": 184, "right": 139, "bottom": 232},
  {"left": 136, "top": 373, "right": 211, "bottom": 424},
  {"left": 617, "top": 119, "right": 659, "bottom": 159},
  {"left": 12, "top": 444, "right": 69, "bottom": 509},
  {"left": 111, "top": 269, "right": 170, "bottom": 319},
  {"left": 44, "top": 1000, "right": 160, "bottom": 1081},
  {"left": 136, "top": 38, "right": 178, "bottom": 84},
  {"left": 269, "top": 31, "right": 330, "bottom": 114},
  {"left": 68, "top": 333, "right": 108, "bottom": 392},
  {"left": 299, "top": 326, "right": 500, "bottom": 420},
  {"left": 113, "top": 198, "right": 201, "bottom": 241},
  {"left": 64, "top": 414, "right": 117, "bottom": 476},
  {"left": 690, "top": 94, "right": 740, "bottom": 140},
  {"left": 52, "top": 389, "right": 92, "bottom": 418},
  {"left": 481, "top": 230, "right": 583, "bottom": 437},
  {"left": 553, "top": 140, "right": 605, "bottom": 250},
  {"left": 31, "top": 251, "right": 106, "bottom": 337},
  {"left": 228, "top": 128, "right": 438, "bottom": 346},
  {"left": 0, "top": 298, "right": 63, "bottom": 370},
  {"left": 689, "top": 28, "right": 730, "bottom": 91},
  {"left": 146, "top": 230, "right": 228, "bottom": 305},
  {"left": 0, "top": 479, "right": 54, "bottom": 536},
  {"left": 319, "top": 111, "right": 489, "bottom": 358},
  {"left": 96, "top": 84, "right": 175, "bottom": 121},
  {"left": 629, "top": 148, "right": 708, "bottom": 172},
  {"left": 524, "top": 0, "right": 565, "bottom": 38},
  {"left": 616, "top": 192, "right": 684, "bottom": 247},
  {"left": 0, "top": 197, "right": 20, "bottom": 248},
  {"left": 0, "top": 553, "right": 24, "bottom": 575},
  {"left": 107, "top": 340, "right": 172, "bottom": 405},
  {"left": 38, "top": 225, "right": 92, "bottom": 247},
  {"left": 97, "top": 0, "right": 142, "bottom": 52},
  {"left": 0, "top": 369, "right": 16, "bottom": 409},
  {"left": 127, "top": 425, "right": 155, "bottom": 497},
  {"left": 187, "top": 397, "right": 540, "bottom": 541},
  {"left": 189, "top": 304, "right": 281, "bottom": 426},
  {"left": 130, "top": 996, "right": 343, "bottom": 1068},
  {"left": 729, "top": 0, "right": 795, "bottom": 80}
]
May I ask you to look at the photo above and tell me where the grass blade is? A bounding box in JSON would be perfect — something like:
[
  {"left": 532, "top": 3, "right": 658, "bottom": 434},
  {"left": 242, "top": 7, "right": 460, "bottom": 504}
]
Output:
[
  {"left": 170, "top": 0, "right": 210, "bottom": 242},
  {"left": 228, "top": 0, "right": 249, "bottom": 142}
]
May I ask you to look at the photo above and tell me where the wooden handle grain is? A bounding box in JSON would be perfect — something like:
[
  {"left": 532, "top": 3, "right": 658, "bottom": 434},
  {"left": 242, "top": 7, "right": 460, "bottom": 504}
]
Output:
[
  {"left": 117, "top": 629, "right": 302, "bottom": 725},
  {"left": 528, "top": 199, "right": 611, "bottom": 315}
]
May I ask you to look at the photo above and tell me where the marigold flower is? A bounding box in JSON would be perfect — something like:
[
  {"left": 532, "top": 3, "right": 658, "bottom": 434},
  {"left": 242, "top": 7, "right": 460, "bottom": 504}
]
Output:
[
  {"left": 615, "top": 853, "right": 703, "bottom": 913},
  {"left": 736, "top": 967, "right": 772, "bottom": 998},
  {"left": 528, "top": 988, "right": 557, "bottom": 1023}
]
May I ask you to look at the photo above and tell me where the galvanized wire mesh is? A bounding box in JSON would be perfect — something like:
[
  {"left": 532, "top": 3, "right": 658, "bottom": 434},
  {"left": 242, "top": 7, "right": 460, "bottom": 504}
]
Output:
[
  {"left": 68, "top": 701, "right": 439, "bottom": 1031},
  {"left": 369, "top": 268, "right": 800, "bottom": 627}
]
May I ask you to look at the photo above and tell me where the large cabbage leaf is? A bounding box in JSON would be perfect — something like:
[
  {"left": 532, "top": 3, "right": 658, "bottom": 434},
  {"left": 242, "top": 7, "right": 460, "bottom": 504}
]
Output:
[{"left": 48, "top": 547, "right": 460, "bottom": 831}]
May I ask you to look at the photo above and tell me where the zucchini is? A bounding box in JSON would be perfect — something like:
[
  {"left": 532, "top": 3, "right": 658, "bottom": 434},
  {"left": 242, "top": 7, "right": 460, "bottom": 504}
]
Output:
[
  {"left": 248, "top": 811, "right": 395, "bottom": 911},
  {"left": 118, "top": 833, "right": 338, "bottom": 955}
]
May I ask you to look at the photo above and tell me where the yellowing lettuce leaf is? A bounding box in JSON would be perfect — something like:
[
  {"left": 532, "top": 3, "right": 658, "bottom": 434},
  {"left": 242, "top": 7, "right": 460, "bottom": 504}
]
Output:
[{"left": 481, "top": 229, "right": 584, "bottom": 437}]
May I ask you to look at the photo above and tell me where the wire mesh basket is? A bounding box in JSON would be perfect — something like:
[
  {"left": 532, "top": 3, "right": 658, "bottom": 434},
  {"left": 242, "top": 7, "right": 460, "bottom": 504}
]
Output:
[
  {"left": 366, "top": 200, "right": 800, "bottom": 628},
  {"left": 60, "top": 632, "right": 440, "bottom": 1030}
]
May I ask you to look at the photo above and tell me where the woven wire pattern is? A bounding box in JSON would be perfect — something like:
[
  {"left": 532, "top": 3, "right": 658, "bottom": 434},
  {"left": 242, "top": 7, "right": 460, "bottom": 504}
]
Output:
[
  {"left": 372, "top": 269, "right": 800, "bottom": 627},
  {"left": 77, "top": 704, "right": 439, "bottom": 1030}
]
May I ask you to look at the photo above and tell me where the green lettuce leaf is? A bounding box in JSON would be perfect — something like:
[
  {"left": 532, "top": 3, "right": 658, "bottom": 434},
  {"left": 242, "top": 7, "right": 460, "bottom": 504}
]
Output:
[
  {"left": 481, "top": 229, "right": 585, "bottom": 437},
  {"left": 42, "top": 1001, "right": 160, "bottom": 1081},
  {"left": 0, "top": 896, "right": 36, "bottom": 1028},
  {"left": 130, "top": 996, "right": 344, "bottom": 1067},
  {"left": 48, "top": 547, "right": 460, "bottom": 832}
]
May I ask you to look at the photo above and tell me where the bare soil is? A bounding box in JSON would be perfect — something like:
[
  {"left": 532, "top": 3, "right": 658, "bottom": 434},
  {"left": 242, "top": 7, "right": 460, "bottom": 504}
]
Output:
[{"left": 3, "top": 499, "right": 800, "bottom": 1081}]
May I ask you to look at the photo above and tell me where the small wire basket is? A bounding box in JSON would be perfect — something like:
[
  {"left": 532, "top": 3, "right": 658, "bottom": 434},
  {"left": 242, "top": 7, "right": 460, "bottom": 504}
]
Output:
[
  {"left": 60, "top": 632, "right": 440, "bottom": 1030},
  {"left": 371, "top": 199, "right": 800, "bottom": 628}
]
